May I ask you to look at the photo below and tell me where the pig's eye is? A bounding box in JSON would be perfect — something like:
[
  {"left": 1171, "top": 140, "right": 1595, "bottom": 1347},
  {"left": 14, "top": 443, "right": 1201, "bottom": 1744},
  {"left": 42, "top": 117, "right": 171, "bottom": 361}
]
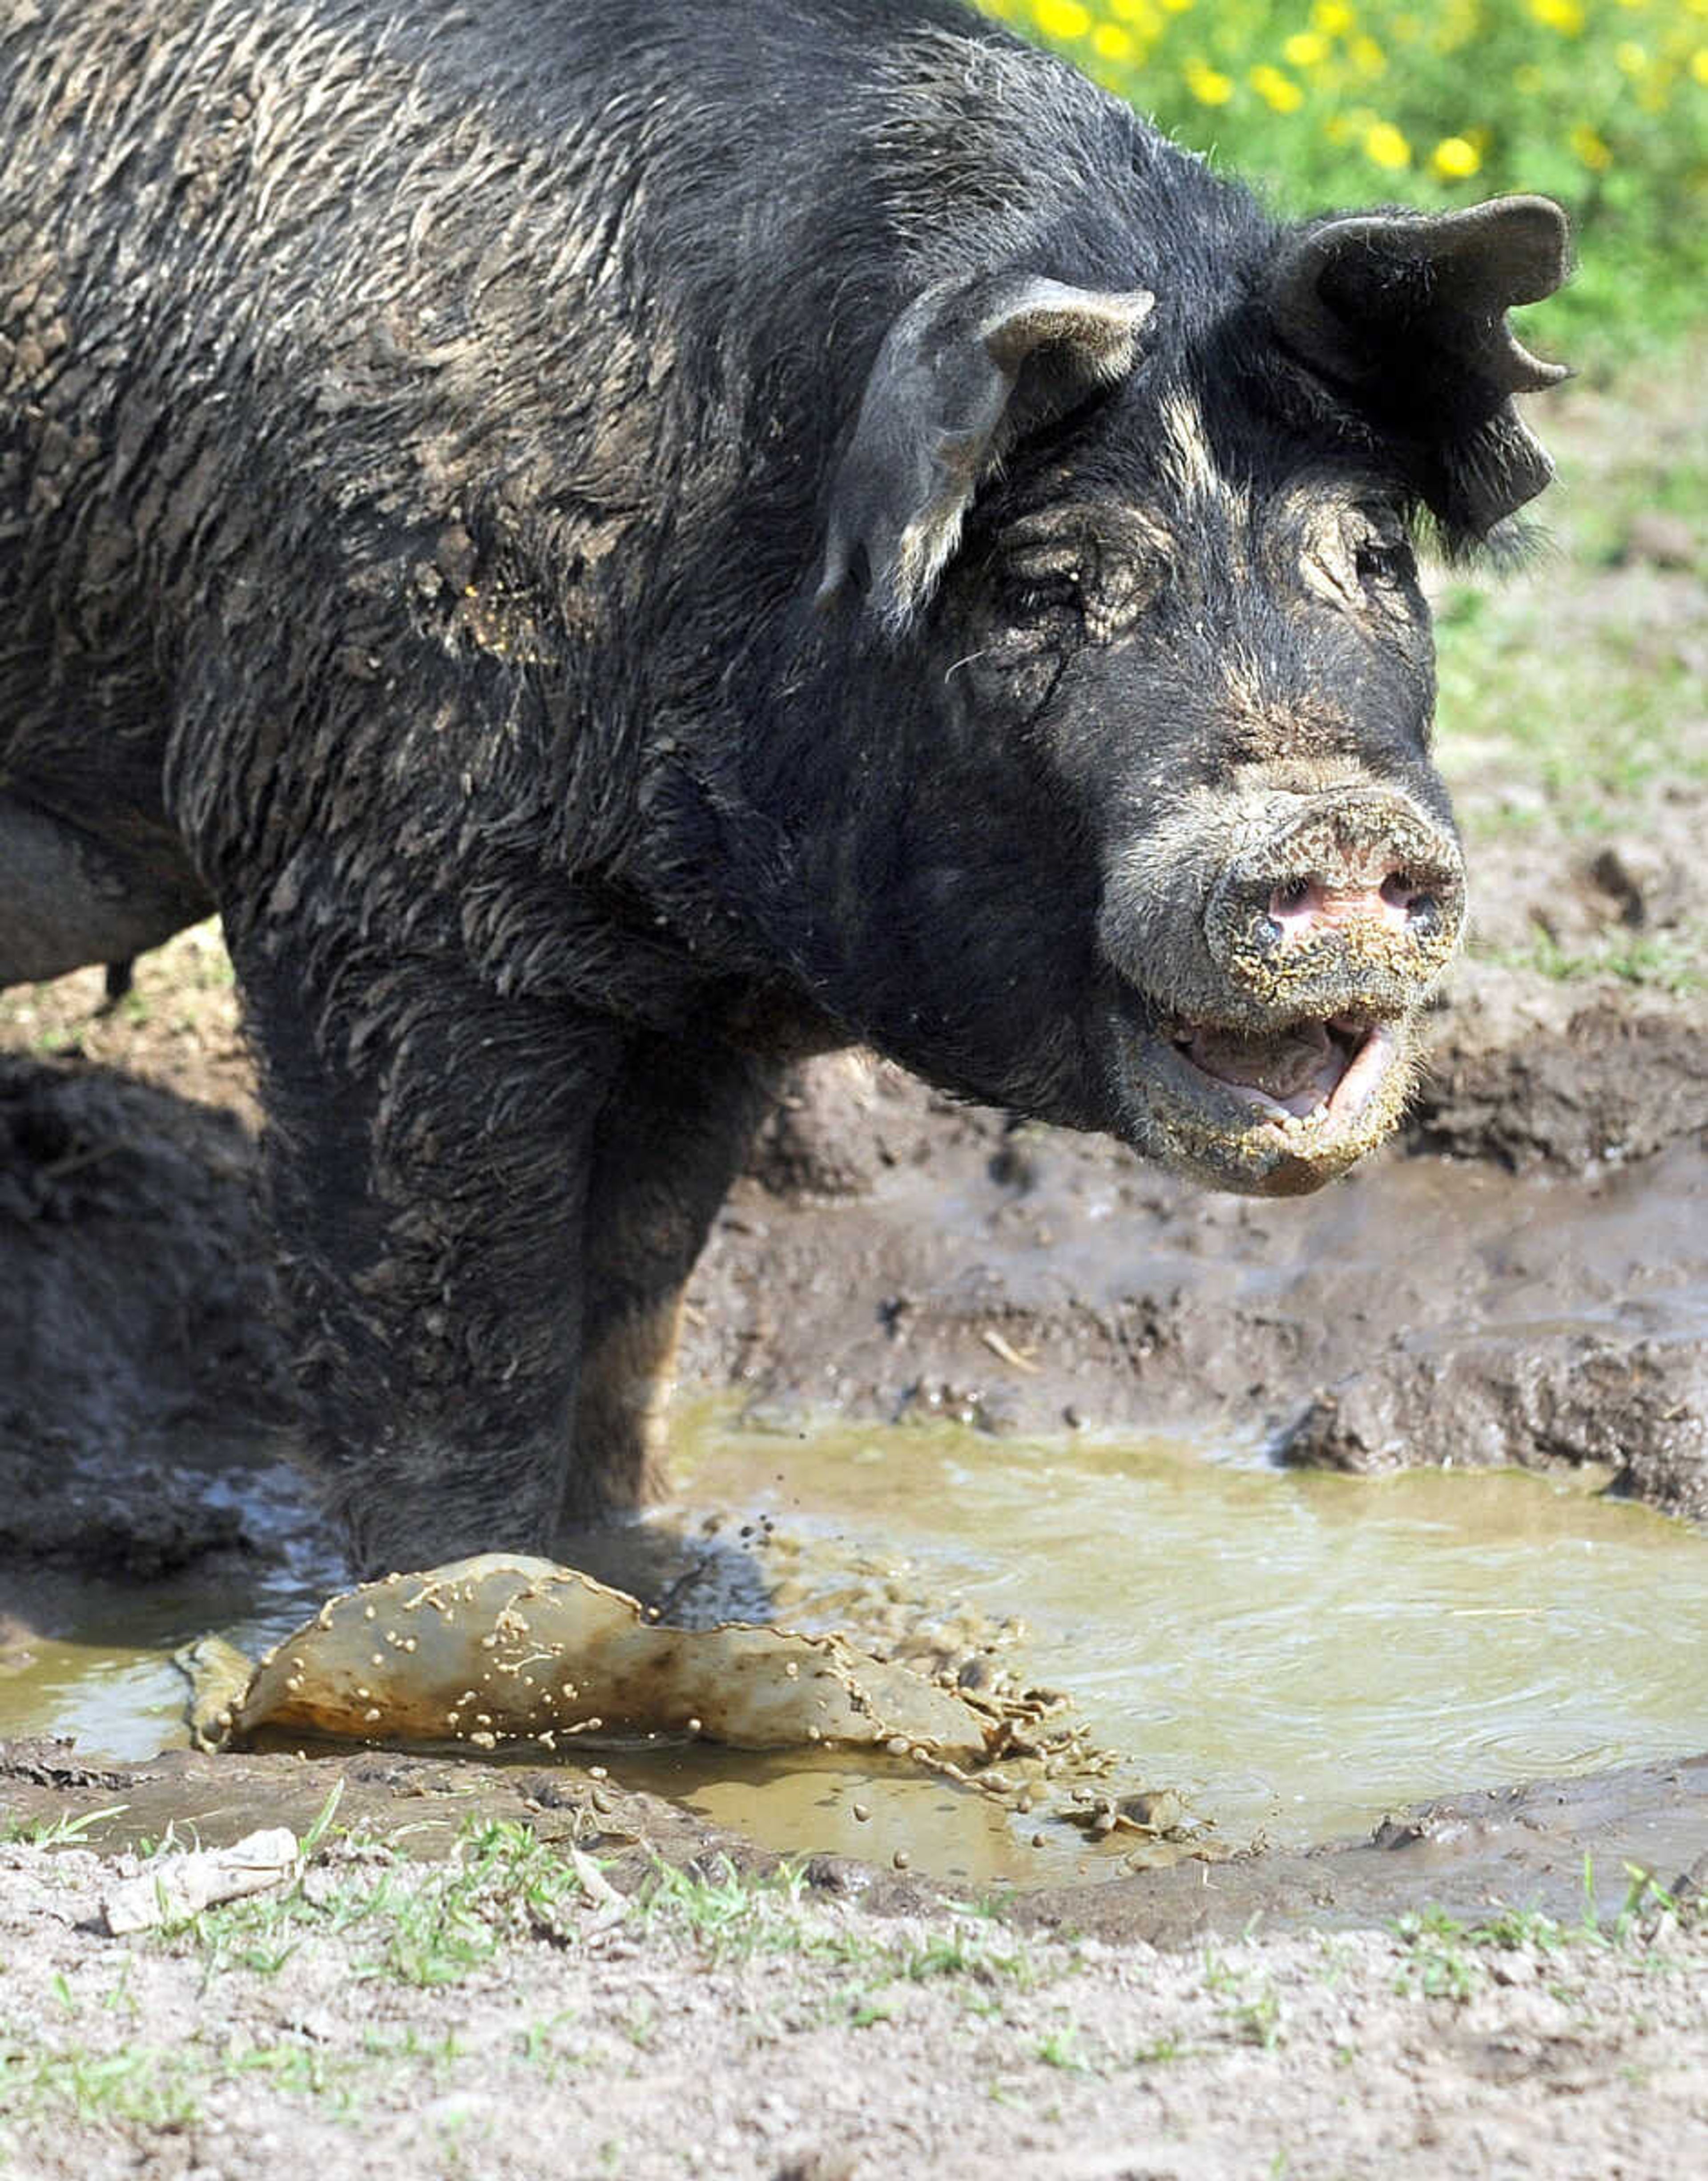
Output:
[
  {"left": 1000, "top": 557, "right": 1084, "bottom": 619},
  {"left": 1353, "top": 530, "right": 1416, "bottom": 590},
  {"left": 1013, "top": 577, "right": 1081, "bottom": 619}
]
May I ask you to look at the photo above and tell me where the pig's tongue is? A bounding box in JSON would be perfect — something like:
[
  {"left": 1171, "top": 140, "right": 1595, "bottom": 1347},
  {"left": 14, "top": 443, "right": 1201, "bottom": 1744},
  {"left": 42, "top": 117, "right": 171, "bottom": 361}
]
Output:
[{"left": 1182, "top": 1019, "right": 1347, "bottom": 1117}]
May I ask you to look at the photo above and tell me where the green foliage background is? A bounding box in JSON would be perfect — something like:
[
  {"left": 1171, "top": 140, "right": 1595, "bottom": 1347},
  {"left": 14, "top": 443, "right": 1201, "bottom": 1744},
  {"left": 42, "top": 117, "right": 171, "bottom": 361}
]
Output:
[{"left": 980, "top": 0, "right": 1708, "bottom": 362}]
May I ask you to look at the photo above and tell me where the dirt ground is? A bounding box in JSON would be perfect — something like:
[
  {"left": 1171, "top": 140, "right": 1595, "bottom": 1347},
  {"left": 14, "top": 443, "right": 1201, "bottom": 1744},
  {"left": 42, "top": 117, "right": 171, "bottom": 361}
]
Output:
[
  {"left": 1, "top": 364, "right": 1704, "bottom": 2175},
  {"left": 0, "top": 1781, "right": 1704, "bottom": 2181}
]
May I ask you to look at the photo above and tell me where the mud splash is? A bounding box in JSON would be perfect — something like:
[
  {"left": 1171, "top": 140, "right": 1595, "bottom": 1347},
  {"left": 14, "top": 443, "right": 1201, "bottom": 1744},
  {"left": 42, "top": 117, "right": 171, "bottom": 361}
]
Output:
[{"left": 203, "top": 1552, "right": 997, "bottom": 1760}]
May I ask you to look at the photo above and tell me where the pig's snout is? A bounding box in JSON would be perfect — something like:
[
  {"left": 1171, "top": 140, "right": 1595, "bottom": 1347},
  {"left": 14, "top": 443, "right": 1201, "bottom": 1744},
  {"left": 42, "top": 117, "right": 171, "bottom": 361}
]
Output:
[{"left": 1205, "top": 793, "right": 1464, "bottom": 1010}]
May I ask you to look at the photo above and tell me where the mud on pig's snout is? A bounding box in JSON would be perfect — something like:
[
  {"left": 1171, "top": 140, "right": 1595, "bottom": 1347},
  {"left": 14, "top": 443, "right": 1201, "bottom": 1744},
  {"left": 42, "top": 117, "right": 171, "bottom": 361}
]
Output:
[
  {"left": 1098, "top": 783, "right": 1466, "bottom": 1198},
  {"left": 1204, "top": 790, "right": 1466, "bottom": 1020}
]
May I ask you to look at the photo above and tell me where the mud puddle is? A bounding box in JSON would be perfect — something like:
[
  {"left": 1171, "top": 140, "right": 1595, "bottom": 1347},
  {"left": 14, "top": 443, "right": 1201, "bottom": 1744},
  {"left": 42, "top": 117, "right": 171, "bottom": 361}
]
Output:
[
  {"left": 4, "top": 1404, "right": 1704, "bottom": 1890},
  {"left": 613, "top": 1410, "right": 1708, "bottom": 1883}
]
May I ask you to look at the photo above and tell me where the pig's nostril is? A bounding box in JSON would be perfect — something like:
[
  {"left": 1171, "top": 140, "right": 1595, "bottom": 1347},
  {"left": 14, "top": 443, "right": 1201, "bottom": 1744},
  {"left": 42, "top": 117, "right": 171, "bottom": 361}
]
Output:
[
  {"left": 1258, "top": 866, "right": 1452, "bottom": 944},
  {"left": 1381, "top": 872, "right": 1442, "bottom": 932},
  {"left": 1269, "top": 876, "right": 1316, "bottom": 918},
  {"left": 1380, "top": 871, "right": 1420, "bottom": 913},
  {"left": 1209, "top": 800, "right": 1464, "bottom": 985}
]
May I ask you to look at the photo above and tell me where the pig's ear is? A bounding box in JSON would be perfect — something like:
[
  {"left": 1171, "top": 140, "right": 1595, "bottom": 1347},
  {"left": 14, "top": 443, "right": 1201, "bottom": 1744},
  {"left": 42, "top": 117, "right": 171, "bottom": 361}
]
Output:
[
  {"left": 1266, "top": 194, "right": 1570, "bottom": 542},
  {"left": 817, "top": 275, "right": 1155, "bottom": 628}
]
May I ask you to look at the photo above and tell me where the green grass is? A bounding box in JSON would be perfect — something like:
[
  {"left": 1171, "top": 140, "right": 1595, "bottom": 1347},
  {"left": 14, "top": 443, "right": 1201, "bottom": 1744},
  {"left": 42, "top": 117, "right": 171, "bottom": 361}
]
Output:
[
  {"left": 172, "top": 1817, "right": 595, "bottom": 1987},
  {"left": 1494, "top": 926, "right": 1705, "bottom": 991},
  {"left": 97, "top": 1819, "right": 1053, "bottom": 2025},
  {"left": 0, "top": 2023, "right": 471, "bottom": 2133},
  {"left": 1035, "top": 2020, "right": 1098, "bottom": 2070},
  {"left": 1392, "top": 1858, "right": 1700, "bottom": 1998},
  {"left": 1417, "top": 358, "right": 1705, "bottom": 947},
  {"left": 0, "top": 2040, "right": 208, "bottom": 2128},
  {"left": 1438, "top": 600, "right": 1702, "bottom": 827},
  {"left": 1203, "top": 1944, "right": 1289, "bottom": 2047},
  {"left": 639, "top": 1853, "right": 1051, "bottom": 2007},
  {"left": 2, "top": 1808, "right": 131, "bottom": 1850}
]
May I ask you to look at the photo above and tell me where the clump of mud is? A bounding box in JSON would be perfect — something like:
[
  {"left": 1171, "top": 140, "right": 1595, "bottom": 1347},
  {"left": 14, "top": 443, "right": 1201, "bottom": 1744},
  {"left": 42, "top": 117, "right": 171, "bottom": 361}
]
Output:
[
  {"left": 180, "top": 1550, "right": 1198, "bottom": 1859},
  {"left": 1280, "top": 1327, "right": 1708, "bottom": 1521},
  {"left": 1412, "top": 965, "right": 1708, "bottom": 1173},
  {"left": 203, "top": 1555, "right": 995, "bottom": 1759}
]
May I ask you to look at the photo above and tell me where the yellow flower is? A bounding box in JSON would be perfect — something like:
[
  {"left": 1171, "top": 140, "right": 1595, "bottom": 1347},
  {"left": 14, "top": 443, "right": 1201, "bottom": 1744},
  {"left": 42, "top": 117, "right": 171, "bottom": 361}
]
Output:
[
  {"left": 1250, "top": 63, "right": 1305, "bottom": 112},
  {"left": 1694, "top": 47, "right": 1708, "bottom": 85},
  {"left": 1159, "top": 0, "right": 1196, "bottom": 15},
  {"left": 1312, "top": 1, "right": 1357, "bottom": 35},
  {"left": 1616, "top": 39, "right": 1649, "bottom": 71},
  {"left": 1092, "top": 22, "right": 1135, "bottom": 61},
  {"left": 1350, "top": 32, "right": 1387, "bottom": 74},
  {"left": 1110, "top": 0, "right": 1157, "bottom": 22},
  {"left": 1528, "top": 0, "right": 1585, "bottom": 36},
  {"left": 1430, "top": 135, "right": 1482, "bottom": 179},
  {"left": 1363, "top": 119, "right": 1411, "bottom": 170},
  {"left": 1250, "top": 64, "right": 1304, "bottom": 111},
  {"left": 1033, "top": 0, "right": 1091, "bottom": 37},
  {"left": 1185, "top": 62, "right": 1233, "bottom": 102},
  {"left": 1569, "top": 122, "right": 1613, "bottom": 170},
  {"left": 1184, "top": 57, "right": 1234, "bottom": 104},
  {"left": 1283, "top": 30, "right": 1329, "bottom": 66}
]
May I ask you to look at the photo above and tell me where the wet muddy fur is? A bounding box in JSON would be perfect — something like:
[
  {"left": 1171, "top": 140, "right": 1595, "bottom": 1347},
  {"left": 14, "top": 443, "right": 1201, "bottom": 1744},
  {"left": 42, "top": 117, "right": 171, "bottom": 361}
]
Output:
[{"left": 0, "top": 0, "right": 1567, "bottom": 1569}]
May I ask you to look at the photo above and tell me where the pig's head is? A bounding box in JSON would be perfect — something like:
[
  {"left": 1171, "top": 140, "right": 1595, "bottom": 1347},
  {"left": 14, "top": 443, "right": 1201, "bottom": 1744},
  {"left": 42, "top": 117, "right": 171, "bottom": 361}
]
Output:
[{"left": 800, "top": 194, "right": 1569, "bottom": 1196}]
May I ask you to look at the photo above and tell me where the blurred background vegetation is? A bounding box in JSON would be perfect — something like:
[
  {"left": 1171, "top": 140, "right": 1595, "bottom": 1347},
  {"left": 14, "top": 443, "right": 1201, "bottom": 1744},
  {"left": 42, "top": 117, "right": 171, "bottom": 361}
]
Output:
[{"left": 979, "top": 0, "right": 1707, "bottom": 364}]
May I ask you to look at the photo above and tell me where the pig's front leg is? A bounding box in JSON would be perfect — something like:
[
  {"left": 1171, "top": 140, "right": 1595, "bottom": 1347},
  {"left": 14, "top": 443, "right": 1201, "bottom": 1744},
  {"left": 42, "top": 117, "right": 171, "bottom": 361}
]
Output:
[
  {"left": 564, "top": 1028, "right": 782, "bottom": 1531},
  {"left": 234, "top": 933, "right": 625, "bottom": 1576}
]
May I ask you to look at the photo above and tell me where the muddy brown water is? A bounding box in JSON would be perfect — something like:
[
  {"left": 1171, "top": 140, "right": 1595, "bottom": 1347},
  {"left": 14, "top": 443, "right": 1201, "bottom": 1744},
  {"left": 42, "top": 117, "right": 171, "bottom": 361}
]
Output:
[{"left": 4, "top": 1402, "right": 1704, "bottom": 1890}]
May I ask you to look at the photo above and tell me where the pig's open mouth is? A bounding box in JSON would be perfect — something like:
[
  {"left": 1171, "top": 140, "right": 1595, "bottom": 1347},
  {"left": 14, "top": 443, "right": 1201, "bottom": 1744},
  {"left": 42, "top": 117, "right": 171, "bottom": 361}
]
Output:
[
  {"left": 1102, "top": 979, "right": 1421, "bottom": 1192},
  {"left": 1134, "top": 1007, "right": 1415, "bottom": 1193},
  {"left": 1168, "top": 1014, "right": 1395, "bottom": 1131}
]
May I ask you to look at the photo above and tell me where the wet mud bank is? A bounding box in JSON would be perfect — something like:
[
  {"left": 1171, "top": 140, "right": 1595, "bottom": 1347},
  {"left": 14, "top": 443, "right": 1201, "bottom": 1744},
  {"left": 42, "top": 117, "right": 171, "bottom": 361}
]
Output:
[
  {"left": 0, "top": 1053, "right": 290, "bottom": 1579},
  {"left": 690, "top": 1016, "right": 1708, "bottom": 1523}
]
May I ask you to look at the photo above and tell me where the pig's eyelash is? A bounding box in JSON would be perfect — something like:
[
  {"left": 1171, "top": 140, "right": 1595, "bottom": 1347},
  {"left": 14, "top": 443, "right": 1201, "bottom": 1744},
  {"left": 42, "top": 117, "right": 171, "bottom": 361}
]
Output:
[{"left": 1353, "top": 537, "right": 1417, "bottom": 588}]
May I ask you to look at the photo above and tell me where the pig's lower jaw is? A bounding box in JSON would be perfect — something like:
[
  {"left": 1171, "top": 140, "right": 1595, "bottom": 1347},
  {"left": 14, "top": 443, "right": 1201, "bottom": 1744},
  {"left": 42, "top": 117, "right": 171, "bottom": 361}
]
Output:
[{"left": 1108, "top": 1006, "right": 1419, "bottom": 1196}]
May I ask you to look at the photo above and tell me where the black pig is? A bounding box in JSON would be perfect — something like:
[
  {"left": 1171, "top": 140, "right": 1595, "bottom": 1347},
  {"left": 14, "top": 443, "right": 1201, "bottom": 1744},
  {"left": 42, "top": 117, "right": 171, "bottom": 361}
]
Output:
[{"left": 0, "top": 0, "right": 1568, "bottom": 1571}]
